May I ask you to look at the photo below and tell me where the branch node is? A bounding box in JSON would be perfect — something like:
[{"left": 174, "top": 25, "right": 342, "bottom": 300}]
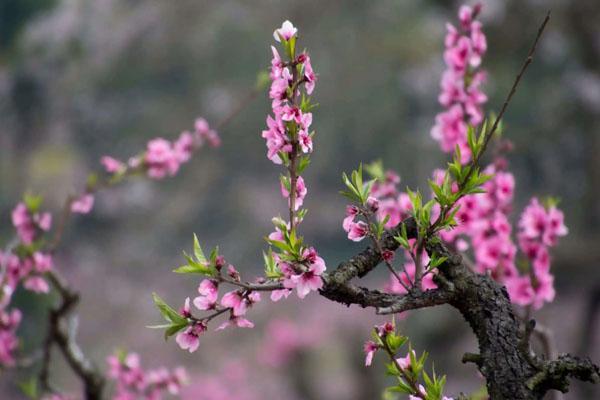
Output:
[{"left": 462, "top": 352, "right": 483, "bottom": 367}]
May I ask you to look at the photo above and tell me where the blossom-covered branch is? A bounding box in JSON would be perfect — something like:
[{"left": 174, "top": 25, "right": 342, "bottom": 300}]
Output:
[
  {"left": 153, "top": 20, "right": 326, "bottom": 353},
  {"left": 0, "top": 79, "right": 263, "bottom": 398}
]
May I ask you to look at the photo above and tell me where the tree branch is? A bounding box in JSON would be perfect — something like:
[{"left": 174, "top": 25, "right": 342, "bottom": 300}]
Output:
[
  {"left": 527, "top": 354, "right": 600, "bottom": 394},
  {"left": 318, "top": 216, "right": 599, "bottom": 399},
  {"left": 40, "top": 271, "right": 105, "bottom": 400}
]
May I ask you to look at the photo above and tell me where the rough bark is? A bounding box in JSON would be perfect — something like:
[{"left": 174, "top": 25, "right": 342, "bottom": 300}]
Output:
[{"left": 320, "top": 218, "right": 600, "bottom": 400}]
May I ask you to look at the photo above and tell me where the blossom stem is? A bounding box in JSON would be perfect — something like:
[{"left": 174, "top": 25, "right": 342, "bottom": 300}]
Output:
[
  {"left": 381, "top": 337, "right": 425, "bottom": 399},
  {"left": 364, "top": 212, "right": 411, "bottom": 292}
]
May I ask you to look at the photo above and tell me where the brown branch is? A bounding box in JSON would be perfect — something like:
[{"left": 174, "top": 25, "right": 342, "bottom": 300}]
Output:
[
  {"left": 467, "top": 11, "right": 551, "bottom": 178},
  {"left": 33, "top": 83, "right": 261, "bottom": 396},
  {"left": 39, "top": 271, "right": 105, "bottom": 400},
  {"left": 527, "top": 354, "right": 600, "bottom": 394},
  {"left": 318, "top": 216, "right": 599, "bottom": 399}
]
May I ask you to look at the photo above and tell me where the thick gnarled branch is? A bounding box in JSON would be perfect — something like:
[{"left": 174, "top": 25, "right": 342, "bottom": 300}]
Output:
[{"left": 318, "top": 217, "right": 599, "bottom": 399}]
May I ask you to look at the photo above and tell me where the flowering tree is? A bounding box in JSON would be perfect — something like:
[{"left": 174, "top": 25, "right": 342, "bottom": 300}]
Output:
[{"left": 1, "top": 4, "right": 599, "bottom": 400}]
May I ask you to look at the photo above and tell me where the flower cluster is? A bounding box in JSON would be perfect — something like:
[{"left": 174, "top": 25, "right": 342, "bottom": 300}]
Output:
[
  {"left": 0, "top": 198, "right": 56, "bottom": 367},
  {"left": 0, "top": 308, "right": 21, "bottom": 366},
  {"left": 154, "top": 242, "right": 263, "bottom": 354},
  {"left": 154, "top": 20, "right": 324, "bottom": 357},
  {"left": 438, "top": 164, "right": 518, "bottom": 281},
  {"left": 262, "top": 20, "right": 325, "bottom": 299},
  {"left": 431, "top": 4, "right": 487, "bottom": 162},
  {"left": 340, "top": 164, "right": 439, "bottom": 295},
  {"left": 11, "top": 201, "right": 52, "bottom": 245},
  {"left": 101, "top": 117, "right": 219, "bottom": 180},
  {"left": 269, "top": 245, "right": 326, "bottom": 300},
  {"left": 504, "top": 198, "right": 567, "bottom": 309},
  {"left": 107, "top": 351, "right": 188, "bottom": 400},
  {"left": 345, "top": 4, "right": 568, "bottom": 314},
  {"left": 5, "top": 200, "right": 55, "bottom": 294},
  {"left": 68, "top": 117, "right": 219, "bottom": 218},
  {"left": 263, "top": 20, "right": 316, "bottom": 165}
]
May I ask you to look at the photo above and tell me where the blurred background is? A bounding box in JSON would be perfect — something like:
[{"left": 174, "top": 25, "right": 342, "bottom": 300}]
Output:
[{"left": 1, "top": 0, "right": 599, "bottom": 398}]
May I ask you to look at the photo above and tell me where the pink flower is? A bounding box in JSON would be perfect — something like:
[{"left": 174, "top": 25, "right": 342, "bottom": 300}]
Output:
[
  {"left": 273, "top": 20, "right": 297, "bottom": 42},
  {"left": 194, "top": 118, "right": 220, "bottom": 147},
  {"left": 364, "top": 341, "right": 378, "bottom": 366},
  {"left": 303, "top": 55, "right": 316, "bottom": 95},
  {"left": 348, "top": 221, "right": 369, "bottom": 242},
  {"left": 280, "top": 105, "right": 304, "bottom": 124},
  {"left": 281, "top": 176, "right": 308, "bottom": 211},
  {"left": 432, "top": 5, "right": 487, "bottom": 159},
  {"left": 270, "top": 289, "right": 292, "bottom": 302},
  {"left": 376, "top": 322, "right": 394, "bottom": 336},
  {"left": 227, "top": 264, "right": 240, "bottom": 280},
  {"left": 458, "top": 5, "right": 476, "bottom": 29},
  {"left": 396, "top": 350, "right": 415, "bottom": 371},
  {"left": 100, "top": 156, "right": 125, "bottom": 173},
  {"left": 444, "top": 36, "right": 471, "bottom": 73},
  {"left": 531, "top": 270, "right": 555, "bottom": 309},
  {"left": 382, "top": 250, "right": 395, "bottom": 263},
  {"left": 0, "top": 309, "right": 21, "bottom": 366},
  {"left": 343, "top": 205, "right": 359, "bottom": 231},
  {"left": 33, "top": 252, "right": 53, "bottom": 273},
  {"left": 367, "top": 196, "right": 380, "bottom": 212},
  {"left": 175, "top": 323, "right": 206, "bottom": 353},
  {"left": 70, "top": 193, "right": 95, "bottom": 214},
  {"left": 470, "top": 21, "right": 487, "bottom": 67},
  {"left": 220, "top": 291, "right": 248, "bottom": 316},
  {"left": 174, "top": 131, "right": 195, "bottom": 163},
  {"left": 11, "top": 203, "right": 36, "bottom": 244},
  {"left": 216, "top": 316, "right": 255, "bottom": 330},
  {"left": 269, "top": 71, "right": 291, "bottom": 107},
  {"left": 505, "top": 275, "right": 535, "bottom": 307},
  {"left": 145, "top": 138, "right": 179, "bottom": 179},
  {"left": 36, "top": 212, "right": 52, "bottom": 232},
  {"left": 288, "top": 248, "right": 326, "bottom": 299},
  {"left": 270, "top": 46, "right": 284, "bottom": 79},
  {"left": 261, "top": 115, "right": 289, "bottom": 164},
  {"left": 299, "top": 130, "right": 313, "bottom": 153},
  {"left": 518, "top": 198, "right": 568, "bottom": 247},
  {"left": 23, "top": 276, "right": 49, "bottom": 293},
  {"left": 494, "top": 172, "right": 515, "bottom": 206},
  {"left": 544, "top": 206, "right": 568, "bottom": 246},
  {"left": 193, "top": 279, "right": 218, "bottom": 311}
]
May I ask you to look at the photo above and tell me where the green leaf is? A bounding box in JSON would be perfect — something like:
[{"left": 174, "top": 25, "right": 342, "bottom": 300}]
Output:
[
  {"left": 467, "top": 124, "right": 477, "bottom": 155},
  {"left": 193, "top": 234, "right": 207, "bottom": 264},
  {"left": 152, "top": 293, "right": 187, "bottom": 325},
  {"left": 429, "top": 254, "right": 448, "bottom": 269},
  {"left": 297, "top": 155, "right": 311, "bottom": 174},
  {"left": 394, "top": 234, "right": 409, "bottom": 250},
  {"left": 209, "top": 246, "right": 219, "bottom": 265},
  {"left": 386, "top": 378, "right": 413, "bottom": 394},
  {"left": 429, "top": 180, "right": 446, "bottom": 205},
  {"left": 365, "top": 160, "right": 386, "bottom": 181},
  {"left": 386, "top": 333, "right": 407, "bottom": 354},
  {"left": 385, "top": 361, "right": 400, "bottom": 377},
  {"left": 164, "top": 321, "right": 189, "bottom": 340},
  {"left": 18, "top": 377, "right": 38, "bottom": 399},
  {"left": 264, "top": 249, "right": 282, "bottom": 279},
  {"left": 265, "top": 237, "right": 292, "bottom": 254},
  {"left": 24, "top": 193, "right": 43, "bottom": 213}
]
